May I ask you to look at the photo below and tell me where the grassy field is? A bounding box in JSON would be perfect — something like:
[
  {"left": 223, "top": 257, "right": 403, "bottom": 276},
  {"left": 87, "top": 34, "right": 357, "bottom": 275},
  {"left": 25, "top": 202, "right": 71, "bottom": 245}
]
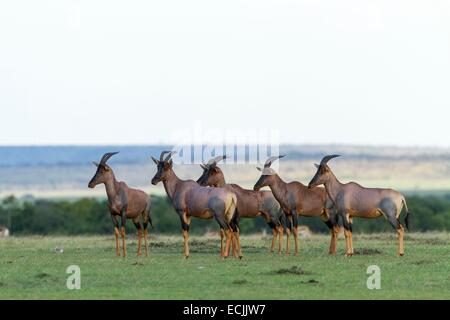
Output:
[{"left": 0, "top": 233, "right": 449, "bottom": 300}]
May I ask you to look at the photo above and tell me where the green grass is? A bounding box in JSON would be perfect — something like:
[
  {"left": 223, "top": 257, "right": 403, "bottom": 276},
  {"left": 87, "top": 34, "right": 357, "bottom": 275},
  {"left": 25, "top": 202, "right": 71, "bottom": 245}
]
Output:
[{"left": 0, "top": 233, "right": 449, "bottom": 299}]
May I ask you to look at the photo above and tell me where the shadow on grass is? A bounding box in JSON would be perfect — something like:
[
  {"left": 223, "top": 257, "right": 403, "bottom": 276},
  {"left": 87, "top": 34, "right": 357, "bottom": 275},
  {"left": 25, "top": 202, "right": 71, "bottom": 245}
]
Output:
[
  {"left": 269, "top": 266, "right": 312, "bottom": 276},
  {"left": 353, "top": 248, "right": 382, "bottom": 255}
]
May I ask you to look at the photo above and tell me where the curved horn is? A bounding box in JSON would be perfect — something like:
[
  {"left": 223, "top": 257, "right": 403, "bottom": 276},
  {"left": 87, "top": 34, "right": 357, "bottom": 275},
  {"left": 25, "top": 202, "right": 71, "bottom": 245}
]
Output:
[
  {"left": 319, "top": 154, "right": 341, "bottom": 166},
  {"left": 159, "top": 151, "right": 173, "bottom": 161},
  {"left": 99, "top": 152, "right": 119, "bottom": 165},
  {"left": 206, "top": 155, "right": 227, "bottom": 167},
  {"left": 264, "top": 155, "right": 286, "bottom": 168},
  {"left": 163, "top": 151, "right": 177, "bottom": 162}
]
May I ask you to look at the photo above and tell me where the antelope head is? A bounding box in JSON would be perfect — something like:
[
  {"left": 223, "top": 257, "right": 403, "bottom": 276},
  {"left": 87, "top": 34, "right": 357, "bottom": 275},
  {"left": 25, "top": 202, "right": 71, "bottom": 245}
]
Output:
[
  {"left": 253, "top": 155, "right": 285, "bottom": 191},
  {"left": 308, "top": 155, "right": 341, "bottom": 189},
  {"left": 151, "top": 151, "right": 177, "bottom": 185},
  {"left": 196, "top": 155, "right": 227, "bottom": 186},
  {"left": 88, "top": 152, "right": 119, "bottom": 188}
]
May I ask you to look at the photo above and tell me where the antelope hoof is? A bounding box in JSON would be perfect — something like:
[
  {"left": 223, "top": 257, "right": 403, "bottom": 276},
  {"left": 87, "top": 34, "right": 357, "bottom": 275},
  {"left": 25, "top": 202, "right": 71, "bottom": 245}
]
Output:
[
  {"left": 398, "top": 253, "right": 405, "bottom": 257},
  {"left": 344, "top": 253, "right": 353, "bottom": 258}
]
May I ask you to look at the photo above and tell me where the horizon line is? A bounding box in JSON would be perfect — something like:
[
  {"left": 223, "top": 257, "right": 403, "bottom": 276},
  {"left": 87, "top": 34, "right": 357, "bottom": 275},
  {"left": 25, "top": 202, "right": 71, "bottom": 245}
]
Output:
[{"left": 0, "top": 143, "right": 449, "bottom": 150}]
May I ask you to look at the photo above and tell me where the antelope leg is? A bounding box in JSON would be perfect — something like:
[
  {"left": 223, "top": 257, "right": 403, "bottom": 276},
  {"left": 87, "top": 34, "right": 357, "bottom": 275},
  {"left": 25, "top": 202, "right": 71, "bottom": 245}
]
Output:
[
  {"left": 329, "top": 226, "right": 339, "bottom": 255},
  {"left": 344, "top": 230, "right": 353, "bottom": 257},
  {"left": 285, "top": 215, "right": 293, "bottom": 256},
  {"left": 293, "top": 226, "right": 299, "bottom": 256},
  {"left": 292, "top": 213, "right": 299, "bottom": 256},
  {"left": 182, "top": 230, "right": 190, "bottom": 259},
  {"left": 144, "top": 228, "right": 149, "bottom": 257},
  {"left": 285, "top": 228, "right": 291, "bottom": 256},
  {"left": 235, "top": 229, "right": 243, "bottom": 259},
  {"left": 349, "top": 232, "right": 354, "bottom": 255},
  {"left": 397, "top": 225, "right": 405, "bottom": 256},
  {"left": 120, "top": 227, "right": 127, "bottom": 257},
  {"left": 224, "top": 229, "right": 232, "bottom": 258},
  {"left": 270, "top": 228, "right": 277, "bottom": 252},
  {"left": 137, "top": 229, "right": 142, "bottom": 257},
  {"left": 133, "top": 221, "right": 143, "bottom": 257},
  {"left": 179, "top": 211, "right": 191, "bottom": 259},
  {"left": 278, "top": 226, "right": 283, "bottom": 254},
  {"left": 111, "top": 215, "right": 121, "bottom": 257},
  {"left": 220, "top": 229, "right": 225, "bottom": 258},
  {"left": 347, "top": 217, "right": 354, "bottom": 255},
  {"left": 231, "top": 232, "right": 238, "bottom": 258},
  {"left": 120, "top": 210, "right": 127, "bottom": 257},
  {"left": 114, "top": 227, "right": 120, "bottom": 257}
]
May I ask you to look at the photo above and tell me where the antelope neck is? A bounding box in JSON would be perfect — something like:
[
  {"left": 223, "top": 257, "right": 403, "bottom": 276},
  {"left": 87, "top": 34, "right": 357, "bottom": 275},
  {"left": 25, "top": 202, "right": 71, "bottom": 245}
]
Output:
[
  {"left": 323, "top": 170, "right": 343, "bottom": 203},
  {"left": 268, "top": 174, "right": 288, "bottom": 205},
  {"left": 104, "top": 173, "right": 120, "bottom": 200},
  {"left": 162, "top": 168, "right": 183, "bottom": 201}
]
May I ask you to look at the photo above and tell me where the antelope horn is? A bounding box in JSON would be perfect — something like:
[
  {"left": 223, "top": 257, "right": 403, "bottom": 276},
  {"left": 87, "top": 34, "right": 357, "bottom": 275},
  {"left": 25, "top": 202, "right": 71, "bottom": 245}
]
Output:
[
  {"left": 99, "top": 152, "right": 119, "bottom": 165},
  {"left": 163, "top": 151, "right": 177, "bottom": 162},
  {"left": 264, "top": 155, "right": 286, "bottom": 168},
  {"left": 206, "top": 155, "right": 227, "bottom": 167},
  {"left": 319, "top": 154, "right": 341, "bottom": 166},
  {"left": 159, "top": 151, "right": 173, "bottom": 161}
]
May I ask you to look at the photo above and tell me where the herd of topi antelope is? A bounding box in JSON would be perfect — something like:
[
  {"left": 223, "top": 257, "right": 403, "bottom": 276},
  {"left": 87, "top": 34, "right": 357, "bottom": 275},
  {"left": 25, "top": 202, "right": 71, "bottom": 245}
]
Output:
[{"left": 88, "top": 151, "right": 410, "bottom": 259}]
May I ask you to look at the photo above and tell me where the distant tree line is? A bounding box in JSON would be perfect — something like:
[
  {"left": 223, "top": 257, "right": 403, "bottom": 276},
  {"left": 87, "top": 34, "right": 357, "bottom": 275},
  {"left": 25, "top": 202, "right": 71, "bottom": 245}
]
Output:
[{"left": 0, "top": 194, "right": 449, "bottom": 235}]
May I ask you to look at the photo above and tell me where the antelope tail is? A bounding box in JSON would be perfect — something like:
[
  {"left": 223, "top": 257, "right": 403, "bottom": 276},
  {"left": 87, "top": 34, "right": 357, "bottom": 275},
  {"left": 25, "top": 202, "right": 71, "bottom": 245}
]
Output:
[
  {"left": 230, "top": 194, "right": 239, "bottom": 232},
  {"left": 146, "top": 200, "right": 154, "bottom": 228},
  {"left": 402, "top": 196, "right": 410, "bottom": 231},
  {"left": 149, "top": 213, "right": 154, "bottom": 228}
]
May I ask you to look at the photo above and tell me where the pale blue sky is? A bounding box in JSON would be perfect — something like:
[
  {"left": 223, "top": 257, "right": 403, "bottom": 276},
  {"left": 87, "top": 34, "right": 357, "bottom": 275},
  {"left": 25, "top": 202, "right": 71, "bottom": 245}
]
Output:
[{"left": 0, "top": 1, "right": 449, "bottom": 147}]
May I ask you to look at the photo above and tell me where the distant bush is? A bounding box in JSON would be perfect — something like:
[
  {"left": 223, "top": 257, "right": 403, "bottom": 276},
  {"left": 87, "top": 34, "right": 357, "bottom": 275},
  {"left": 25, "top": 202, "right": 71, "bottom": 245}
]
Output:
[{"left": 0, "top": 194, "right": 449, "bottom": 235}]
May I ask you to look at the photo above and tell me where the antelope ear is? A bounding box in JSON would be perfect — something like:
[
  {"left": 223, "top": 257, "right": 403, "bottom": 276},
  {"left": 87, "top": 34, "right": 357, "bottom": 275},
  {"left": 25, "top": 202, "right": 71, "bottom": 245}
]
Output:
[
  {"left": 314, "top": 163, "right": 320, "bottom": 169},
  {"left": 151, "top": 156, "right": 159, "bottom": 165},
  {"left": 92, "top": 161, "right": 99, "bottom": 167},
  {"left": 256, "top": 167, "right": 262, "bottom": 172}
]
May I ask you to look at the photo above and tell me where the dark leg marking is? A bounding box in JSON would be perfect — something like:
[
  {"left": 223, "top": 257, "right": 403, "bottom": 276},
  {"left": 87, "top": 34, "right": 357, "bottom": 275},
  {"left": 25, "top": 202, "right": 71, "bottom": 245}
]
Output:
[{"left": 291, "top": 213, "right": 299, "bottom": 228}]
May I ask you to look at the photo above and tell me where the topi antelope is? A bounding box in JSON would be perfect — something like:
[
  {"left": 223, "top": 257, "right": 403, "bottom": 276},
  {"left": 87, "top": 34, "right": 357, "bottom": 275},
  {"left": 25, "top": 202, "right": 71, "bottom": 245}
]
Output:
[
  {"left": 197, "top": 156, "right": 287, "bottom": 254},
  {"left": 151, "top": 151, "right": 241, "bottom": 259},
  {"left": 308, "top": 155, "right": 410, "bottom": 257},
  {"left": 254, "top": 156, "right": 338, "bottom": 256},
  {"left": 88, "top": 152, "right": 152, "bottom": 257}
]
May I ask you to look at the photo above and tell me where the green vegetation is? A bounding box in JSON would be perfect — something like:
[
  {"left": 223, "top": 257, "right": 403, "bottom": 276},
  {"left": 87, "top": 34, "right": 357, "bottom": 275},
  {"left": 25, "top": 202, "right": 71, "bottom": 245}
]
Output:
[
  {"left": 1, "top": 194, "right": 450, "bottom": 236},
  {"left": 0, "top": 233, "right": 448, "bottom": 299}
]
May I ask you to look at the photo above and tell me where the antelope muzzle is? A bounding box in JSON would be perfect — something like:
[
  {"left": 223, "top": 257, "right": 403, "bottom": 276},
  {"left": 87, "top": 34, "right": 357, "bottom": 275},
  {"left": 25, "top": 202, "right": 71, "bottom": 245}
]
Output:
[
  {"left": 307, "top": 176, "right": 320, "bottom": 189},
  {"left": 196, "top": 174, "right": 207, "bottom": 186},
  {"left": 88, "top": 179, "right": 96, "bottom": 189},
  {"left": 151, "top": 175, "right": 160, "bottom": 185},
  {"left": 253, "top": 177, "right": 265, "bottom": 191}
]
